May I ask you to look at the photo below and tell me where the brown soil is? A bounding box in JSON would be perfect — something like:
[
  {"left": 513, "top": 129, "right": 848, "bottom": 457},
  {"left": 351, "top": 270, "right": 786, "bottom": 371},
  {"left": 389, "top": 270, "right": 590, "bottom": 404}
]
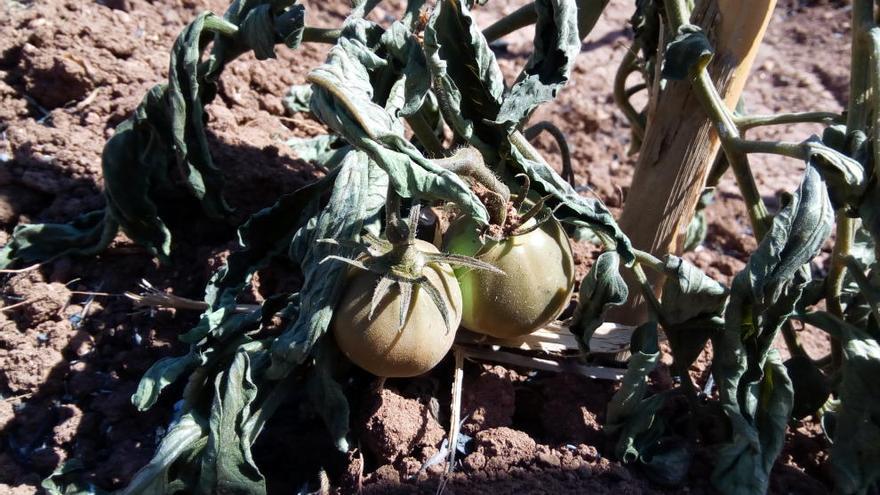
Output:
[{"left": 0, "top": 0, "right": 848, "bottom": 493}]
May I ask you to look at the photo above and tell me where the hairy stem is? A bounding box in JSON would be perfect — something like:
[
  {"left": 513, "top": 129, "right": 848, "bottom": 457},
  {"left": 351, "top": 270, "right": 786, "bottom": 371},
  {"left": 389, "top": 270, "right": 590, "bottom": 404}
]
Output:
[
  {"left": 632, "top": 248, "right": 666, "bottom": 273},
  {"left": 482, "top": 0, "right": 609, "bottom": 42},
  {"left": 870, "top": 28, "right": 880, "bottom": 186},
  {"left": 630, "top": 262, "right": 668, "bottom": 328},
  {"left": 385, "top": 186, "right": 406, "bottom": 244},
  {"left": 691, "top": 70, "right": 771, "bottom": 239},
  {"left": 666, "top": 0, "right": 814, "bottom": 356},
  {"left": 434, "top": 147, "right": 510, "bottom": 225},
  {"left": 826, "top": 0, "right": 876, "bottom": 365}
]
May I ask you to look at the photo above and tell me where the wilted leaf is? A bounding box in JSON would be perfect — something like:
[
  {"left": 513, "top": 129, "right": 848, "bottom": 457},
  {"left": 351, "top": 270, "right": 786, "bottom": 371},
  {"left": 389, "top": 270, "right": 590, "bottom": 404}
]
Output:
[
  {"left": 198, "top": 349, "right": 267, "bottom": 494},
  {"left": 424, "top": 0, "right": 506, "bottom": 155},
  {"left": 306, "top": 340, "right": 351, "bottom": 452},
  {"left": 283, "top": 84, "right": 314, "bottom": 114},
  {"left": 606, "top": 321, "right": 661, "bottom": 442},
  {"left": 267, "top": 152, "right": 372, "bottom": 377},
  {"left": 570, "top": 251, "right": 628, "bottom": 351},
  {"left": 207, "top": 169, "right": 337, "bottom": 311},
  {"left": 122, "top": 413, "right": 208, "bottom": 495},
  {"left": 831, "top": 325, "right": 880, "bottom": 494},
  {"left": 660, "top": 255, "right": 727, "bottom": 374},
  {"left": 805, "top": 137, "right": 866, "bottom": 213},
  {"left": 239, "top": 4, "right": 305, "bottom": 60},
  {"left": 606, "top": 322, "right": 688, "bottom": 481},
  {"left": 495, "top": 0, "right": 581, "bottom": 130},
  {"left": 133, "top": 352, "right": 199, "bottom": 411},
  {"left": 379, "top": 21, "right": 432, "bottom": 117},
  {"left": 287, "top": 134, "right": 351, "bottom": 169},
  {"left": 722, "top": 165, "right": 833, "bottom": 386},
  {"left": 0, "top": 210, "right": 117, "bottom": 269},
  {"left": 682, "top": 188, "right": 714, "bottom": 252},
  {"left": 165, "top": 12, "right": 239, "bottom": 222},
  {"left": 661, "top": 255, "right": 728, "bottom": 326},
  {"left": 712, "top": 350, "right": 794, "bottom": 495},
  {"left": 42, "top": 459, "right": 109, "bottom": 495},
  {"left": 631, "top": 0, "right": 661, "bottom": 83},
  {"left": 784, "top": 355, "right": 829, "bottom": 420},
  {"left": 662, "top": 25, "right": 713, "bottom": 80},
  {"left": 712, "top": 166, "right": 833, "bottom": 495},
  {"left": 308, "top": 34, "right": 490, "bottom": 225}
]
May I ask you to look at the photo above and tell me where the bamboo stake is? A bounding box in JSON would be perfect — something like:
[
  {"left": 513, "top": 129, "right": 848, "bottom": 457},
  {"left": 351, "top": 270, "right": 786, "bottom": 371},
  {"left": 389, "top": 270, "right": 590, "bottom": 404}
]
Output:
[{"left": 613, "top": 0, "right": 777, "bottom": 322}]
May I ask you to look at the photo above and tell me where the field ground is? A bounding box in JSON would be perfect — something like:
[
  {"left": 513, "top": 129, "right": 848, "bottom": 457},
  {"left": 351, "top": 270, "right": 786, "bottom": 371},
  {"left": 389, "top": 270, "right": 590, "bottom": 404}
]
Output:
[{"left": 0, "top": 0, "right": 851, "bottom": 493}]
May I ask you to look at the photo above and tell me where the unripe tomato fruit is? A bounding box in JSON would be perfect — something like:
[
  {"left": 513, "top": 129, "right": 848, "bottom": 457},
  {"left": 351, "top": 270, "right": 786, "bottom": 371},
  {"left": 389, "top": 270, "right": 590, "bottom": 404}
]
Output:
[
  {"left": 331, "top": 240, "right": 462, "bottom": 377},
  {"left": 443, "top": 215, "right": 575, "bottom": 338}
]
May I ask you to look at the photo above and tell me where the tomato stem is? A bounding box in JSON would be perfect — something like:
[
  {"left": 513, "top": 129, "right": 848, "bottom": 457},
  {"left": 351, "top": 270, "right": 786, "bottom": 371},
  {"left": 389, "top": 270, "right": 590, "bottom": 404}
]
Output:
[{"left": 434, "top": 147, "right": 510, "bottom": 226}]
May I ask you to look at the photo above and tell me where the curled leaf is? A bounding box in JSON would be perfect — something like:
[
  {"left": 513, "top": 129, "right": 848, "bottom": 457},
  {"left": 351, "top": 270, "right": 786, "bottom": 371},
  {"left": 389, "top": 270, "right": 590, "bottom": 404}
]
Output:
[
  {"left": 570, "top": 251, "right": 628, "bottom": 351},
  {"left": 424, "top": 0, "right": 506, "bottom": 155},
  {"left": 308, "top": 34, "right": 489, "bottom": 225},
  {"left": 662, "top": 25, "right": 714, "bottom": 80},
  {"left": 495, "top": 0, "right": 581, "bottom": 130}
]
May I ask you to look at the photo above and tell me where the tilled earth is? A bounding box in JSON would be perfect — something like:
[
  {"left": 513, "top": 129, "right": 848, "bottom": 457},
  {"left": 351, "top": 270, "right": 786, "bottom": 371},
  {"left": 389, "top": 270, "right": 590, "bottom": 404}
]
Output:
[{"left": 0, "top": 0, "right": 849, "bottom": 493}]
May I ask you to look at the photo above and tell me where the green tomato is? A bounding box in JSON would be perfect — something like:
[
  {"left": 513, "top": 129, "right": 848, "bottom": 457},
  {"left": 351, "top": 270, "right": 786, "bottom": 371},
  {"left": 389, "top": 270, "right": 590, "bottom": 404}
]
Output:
[
  {"left": 443, "top": 215, "right": 575, "bottom": 338},
  {"left": 331, "top": 240, "right": 462, "bottom": 377}
]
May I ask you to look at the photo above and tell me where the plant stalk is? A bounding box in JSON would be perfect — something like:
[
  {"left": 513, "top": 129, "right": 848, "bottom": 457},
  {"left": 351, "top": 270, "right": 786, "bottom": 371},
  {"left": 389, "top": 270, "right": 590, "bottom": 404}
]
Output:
[
  {"left": 734, "top": 111, "right": 842, "bottom": 131},
  {"left": 482, "top": 3, "right": 537, "bottom": 42},
  {"left": 826, "top": 0, "right": 876, "bottom": 366},
  {"left": 691, "top": 69, "right": 771, "bottom": 239},
  {"left": 613, "top": 48, "right": 646, "bottom": 146},
  {"left": 482, "top": 0, "right": 609, "bottom": 42}
]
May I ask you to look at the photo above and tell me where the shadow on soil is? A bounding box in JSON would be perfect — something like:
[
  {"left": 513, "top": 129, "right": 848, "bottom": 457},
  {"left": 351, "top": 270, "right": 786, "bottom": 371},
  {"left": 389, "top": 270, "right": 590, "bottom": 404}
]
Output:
[{"left": 0, "top": 133, "right": 321, "bottom": 490}]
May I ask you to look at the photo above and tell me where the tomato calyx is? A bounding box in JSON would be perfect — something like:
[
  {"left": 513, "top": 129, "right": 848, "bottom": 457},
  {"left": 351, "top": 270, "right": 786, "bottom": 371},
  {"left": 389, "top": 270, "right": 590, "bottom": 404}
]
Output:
[{"left": 321, "top": 203, "right": 503, "bottom": 333}]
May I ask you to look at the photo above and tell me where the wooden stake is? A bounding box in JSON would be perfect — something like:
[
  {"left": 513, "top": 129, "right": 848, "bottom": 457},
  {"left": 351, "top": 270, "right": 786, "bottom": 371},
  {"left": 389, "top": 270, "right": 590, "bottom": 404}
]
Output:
[{"left": 614, "top": 0, "right": 776, "bottom": 322}]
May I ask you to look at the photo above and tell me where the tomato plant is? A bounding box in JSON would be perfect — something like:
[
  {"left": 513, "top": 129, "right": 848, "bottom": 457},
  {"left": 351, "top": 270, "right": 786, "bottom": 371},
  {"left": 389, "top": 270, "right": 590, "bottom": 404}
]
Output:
[{"left": 1, "top": 0, "right": 877, "bottom": 493}]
